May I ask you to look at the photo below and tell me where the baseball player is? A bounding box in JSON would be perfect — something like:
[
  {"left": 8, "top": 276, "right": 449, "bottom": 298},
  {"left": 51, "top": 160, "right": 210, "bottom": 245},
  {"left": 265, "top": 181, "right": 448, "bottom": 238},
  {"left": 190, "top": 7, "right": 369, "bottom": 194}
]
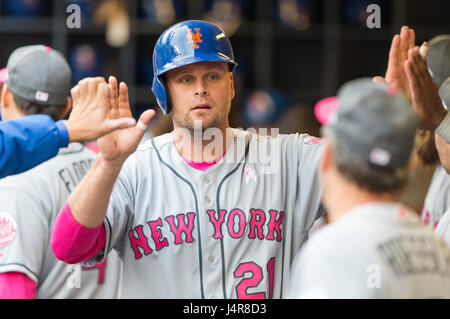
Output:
[
  {"left": 0, "top": 61, "right": 136, "bottom": 179},
  {"left": 51, "top": 20, "right": 325, "bottom": 299},
  {"left": 373, "top": 26, "right": 450, "bottom": 214},
  {"left": 287, "top": 78, "right": 450, "bottom": 299},
  {"left": 0, "top": 45, "right": 122, "bottom": 298}
]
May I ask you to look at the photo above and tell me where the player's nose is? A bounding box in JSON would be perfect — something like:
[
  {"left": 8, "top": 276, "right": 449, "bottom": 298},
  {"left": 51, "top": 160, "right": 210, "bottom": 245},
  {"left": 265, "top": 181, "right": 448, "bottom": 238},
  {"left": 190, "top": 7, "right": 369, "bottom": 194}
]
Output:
[{"left": 194, "top": 80, "right": 209, "bottom": 96}]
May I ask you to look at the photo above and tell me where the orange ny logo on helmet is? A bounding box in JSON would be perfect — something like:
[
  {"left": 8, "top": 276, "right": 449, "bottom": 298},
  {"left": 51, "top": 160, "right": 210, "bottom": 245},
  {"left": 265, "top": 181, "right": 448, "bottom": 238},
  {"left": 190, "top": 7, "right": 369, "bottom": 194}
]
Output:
[{"left": 186, "top": 28, "right": 203, "bottom": 49}]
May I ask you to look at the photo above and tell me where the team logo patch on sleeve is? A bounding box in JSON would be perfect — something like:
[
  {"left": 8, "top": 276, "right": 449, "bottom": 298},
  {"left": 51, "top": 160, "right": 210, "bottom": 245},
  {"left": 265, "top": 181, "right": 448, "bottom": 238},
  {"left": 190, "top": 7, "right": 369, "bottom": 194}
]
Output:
[{"left": 0, "top": 211, "right": 18, "bottom": 250}]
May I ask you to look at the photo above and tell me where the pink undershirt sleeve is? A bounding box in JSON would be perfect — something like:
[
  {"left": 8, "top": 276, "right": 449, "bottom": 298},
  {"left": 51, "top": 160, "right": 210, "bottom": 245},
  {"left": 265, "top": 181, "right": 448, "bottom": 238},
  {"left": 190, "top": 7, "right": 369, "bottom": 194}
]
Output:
[
  {"left": 51, "top": 202, "right": 106, "bottom": 264},
  {"left": 0, "top": 272, "right": 37, "bottom": 299}
]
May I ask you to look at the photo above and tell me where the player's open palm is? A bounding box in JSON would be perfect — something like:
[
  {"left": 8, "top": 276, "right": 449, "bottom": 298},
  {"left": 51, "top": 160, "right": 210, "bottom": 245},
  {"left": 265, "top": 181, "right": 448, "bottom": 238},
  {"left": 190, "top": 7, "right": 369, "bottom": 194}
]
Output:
[
  {"left": 404, "top": 47, "right": 447, "bottom": 131},
  {"left": 98, "top": 76, "right": 156, "bottom": 164},
  {"left": 385, "top": 26, "right": 415, "bottom": 97},
  {"left": 66, "top": 77, "right": 137, "bottom": 142},
  {"left": 374, "top": 26, "right": 415, "bottom": 98}
]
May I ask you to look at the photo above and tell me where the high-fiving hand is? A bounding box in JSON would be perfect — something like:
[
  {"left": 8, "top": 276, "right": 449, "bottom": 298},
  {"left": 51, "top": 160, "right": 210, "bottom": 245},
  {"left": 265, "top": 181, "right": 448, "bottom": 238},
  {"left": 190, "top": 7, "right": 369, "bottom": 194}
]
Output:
[
  {"left": 374, "top": 26, "right": 415, "bottom": 98},
  {"left": 404, "top": 47, "right": 447, "bottom": 131},
  {"left": 375, "top": 26, "right": 447, "bottom": 131},
  {"left": 64, "top": 77, "right": 137, "bottom": 142},
  {"left": 97, "top": 76, "right": 156, "bottom": 165}
]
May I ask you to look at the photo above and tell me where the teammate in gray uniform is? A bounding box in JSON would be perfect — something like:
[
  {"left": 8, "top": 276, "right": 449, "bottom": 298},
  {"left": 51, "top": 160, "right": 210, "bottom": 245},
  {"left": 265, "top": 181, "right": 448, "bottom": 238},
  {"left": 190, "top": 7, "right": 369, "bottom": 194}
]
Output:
[
  {"left": 288, "top": 78, "right": 450, "bottom": 299},
  {"left": 431, "top": 77, "right": 450, "bottom": 245},
  {"left": 51, "top": 20, "right": 324, "bottom": 299},
  {"left": 0, "top": 45, "right": 122, "bottom": 298},
  {"left": 419, "top": 35, "right": 450, "bottom": 229}
]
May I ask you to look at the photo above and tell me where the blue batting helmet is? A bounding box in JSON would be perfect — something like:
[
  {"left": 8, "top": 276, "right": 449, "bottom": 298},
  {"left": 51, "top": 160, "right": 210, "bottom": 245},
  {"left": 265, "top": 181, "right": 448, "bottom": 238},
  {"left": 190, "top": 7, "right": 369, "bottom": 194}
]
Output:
[{"left": 151, "top": 20, "right": 238, "bottom": 114}]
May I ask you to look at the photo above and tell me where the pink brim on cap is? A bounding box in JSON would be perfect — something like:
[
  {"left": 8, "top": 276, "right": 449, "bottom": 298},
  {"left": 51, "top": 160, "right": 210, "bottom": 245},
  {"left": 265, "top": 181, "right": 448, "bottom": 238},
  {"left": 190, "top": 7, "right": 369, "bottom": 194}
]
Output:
[
  {"left": 0, "top": 68, "right": 7, "bottom": 84},
  {"left": 314, "top": 96, "right": 339, "bottom": 125}
]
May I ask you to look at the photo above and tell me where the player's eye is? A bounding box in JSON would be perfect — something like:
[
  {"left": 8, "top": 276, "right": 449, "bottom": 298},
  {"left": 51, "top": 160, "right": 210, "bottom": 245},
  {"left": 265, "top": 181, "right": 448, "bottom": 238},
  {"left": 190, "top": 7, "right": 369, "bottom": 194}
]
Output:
[
  {"left": 206, "top": 73, "right": 220, "bottom": 81},
  {"left": 179, "top": 75, "right": 194, "bottom": 83}
]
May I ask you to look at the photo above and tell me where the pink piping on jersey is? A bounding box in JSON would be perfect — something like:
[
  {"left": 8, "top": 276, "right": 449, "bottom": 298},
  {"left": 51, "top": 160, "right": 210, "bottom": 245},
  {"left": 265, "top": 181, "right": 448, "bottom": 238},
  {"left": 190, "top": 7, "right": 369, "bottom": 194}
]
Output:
[
  {"left": 0, "top": 271, "right": 36, "bottom": 299},
  {"left": 51, "top": 202, "right": 106, "bottom": 264}
]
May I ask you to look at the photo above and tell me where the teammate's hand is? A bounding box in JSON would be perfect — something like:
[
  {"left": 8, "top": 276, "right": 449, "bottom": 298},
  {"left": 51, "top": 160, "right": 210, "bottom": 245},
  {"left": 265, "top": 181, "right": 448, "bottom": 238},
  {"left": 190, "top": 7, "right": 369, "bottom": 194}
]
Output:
[
  {"left": 404, "top": 46, "right": 447, "bottom": 131},
  {"left": 97, "top": 76, "right": 156, "bottom": 165},
  {"left": 374, "top": 26, "right": 415, "bottom": 97},
  {"left": 64, "top": 77, "right": 137, "bottom": 142}
]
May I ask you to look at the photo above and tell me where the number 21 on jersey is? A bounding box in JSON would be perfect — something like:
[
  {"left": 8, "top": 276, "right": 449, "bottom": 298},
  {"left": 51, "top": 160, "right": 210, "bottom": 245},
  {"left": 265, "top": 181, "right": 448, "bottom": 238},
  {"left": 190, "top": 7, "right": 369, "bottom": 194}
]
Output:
[{"left": 234, "top": 257, "right": 275, "bottom": 299}]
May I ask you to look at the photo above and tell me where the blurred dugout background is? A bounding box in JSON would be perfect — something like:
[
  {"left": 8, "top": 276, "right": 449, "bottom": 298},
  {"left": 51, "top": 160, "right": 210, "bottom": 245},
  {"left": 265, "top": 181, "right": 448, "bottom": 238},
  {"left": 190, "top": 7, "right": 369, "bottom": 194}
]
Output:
[{"left": 0, "top": 0, "right": 450, "bottom": 137}]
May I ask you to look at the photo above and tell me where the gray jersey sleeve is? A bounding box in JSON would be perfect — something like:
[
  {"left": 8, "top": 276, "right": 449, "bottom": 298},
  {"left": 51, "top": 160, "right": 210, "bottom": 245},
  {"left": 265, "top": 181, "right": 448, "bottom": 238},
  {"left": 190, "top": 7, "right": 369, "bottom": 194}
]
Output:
[
  {"left": 0, "top": 188, "right": 48, "bottom": 282},
  {"left": 295, "top": 135, "right": 325, "bottom": 234}
]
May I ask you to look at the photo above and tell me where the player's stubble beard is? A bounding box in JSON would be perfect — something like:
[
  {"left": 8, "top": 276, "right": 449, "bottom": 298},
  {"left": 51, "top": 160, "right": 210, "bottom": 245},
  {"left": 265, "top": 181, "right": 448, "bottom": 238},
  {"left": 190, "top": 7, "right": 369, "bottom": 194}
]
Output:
[
  {"left": 172, "top": 99, "right": 231, "bottom": 134},
  {"left": 171, "top": 99, "right": 232, "bottom": 162}
]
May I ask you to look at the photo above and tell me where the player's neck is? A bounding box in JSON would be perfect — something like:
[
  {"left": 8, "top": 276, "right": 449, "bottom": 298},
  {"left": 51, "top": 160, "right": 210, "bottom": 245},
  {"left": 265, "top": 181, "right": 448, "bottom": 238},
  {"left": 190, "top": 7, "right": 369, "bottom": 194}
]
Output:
[
  {"left": 325, "top": 173, "right": 402, "bottom": 223},
  {"left": 173, "top": 126, "right": 232, "bottom": 163}
]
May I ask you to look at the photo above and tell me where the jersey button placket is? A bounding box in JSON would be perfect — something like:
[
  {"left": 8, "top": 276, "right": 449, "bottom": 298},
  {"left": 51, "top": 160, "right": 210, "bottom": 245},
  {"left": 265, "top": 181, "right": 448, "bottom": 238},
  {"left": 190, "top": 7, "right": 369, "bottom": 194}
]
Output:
[{"left": 199, "top": 173, "right": 222, "bottom": 298}]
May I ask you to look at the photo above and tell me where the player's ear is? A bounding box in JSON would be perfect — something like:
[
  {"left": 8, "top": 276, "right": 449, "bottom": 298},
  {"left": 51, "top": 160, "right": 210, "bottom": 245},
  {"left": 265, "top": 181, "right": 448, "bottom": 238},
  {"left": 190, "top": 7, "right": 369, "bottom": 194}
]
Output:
[
  {"left": 1, "top": 84, "right": 11, "bottom": 109},
  {"left": 321, "top": 141, "right": 332, "bottom": 173},
  {"left": 60, "top": 96, "right": 72, "bottom": 119},
  {"left": 229, "top": 72, "right": 235, "bottom": 100}
]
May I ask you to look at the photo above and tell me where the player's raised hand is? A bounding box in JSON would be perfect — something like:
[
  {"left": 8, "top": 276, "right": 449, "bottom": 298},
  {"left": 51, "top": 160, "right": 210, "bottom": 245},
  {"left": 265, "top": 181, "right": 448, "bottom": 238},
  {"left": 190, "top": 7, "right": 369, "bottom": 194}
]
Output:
[
  {"left": 404, "top": 46, "right": 447, "bottom": 131},
  {"left": 64, "top": 77, "right": 137, "bottom": 142},
  {"left": 385, "top": 26, "right": 415, "bottom": 97},
  {"left": 97, "top": 76, "right": 156, "bottom": 165},
  {"left": 374, "top": 26, "right": 415, "bottom": 97}
]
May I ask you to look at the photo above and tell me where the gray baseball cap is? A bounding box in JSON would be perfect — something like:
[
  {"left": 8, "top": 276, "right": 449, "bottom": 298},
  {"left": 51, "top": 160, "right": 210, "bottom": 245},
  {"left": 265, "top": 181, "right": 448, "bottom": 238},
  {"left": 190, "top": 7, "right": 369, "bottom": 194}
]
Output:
[
  {"left": 323, "top": 78, "right": 419, "bottom": 170},
  {"left": 4, "top": 45, "right": 71, "bottom": 105},
  {"left": 426, "top": 34, "right": 450, "bottom": 86}
]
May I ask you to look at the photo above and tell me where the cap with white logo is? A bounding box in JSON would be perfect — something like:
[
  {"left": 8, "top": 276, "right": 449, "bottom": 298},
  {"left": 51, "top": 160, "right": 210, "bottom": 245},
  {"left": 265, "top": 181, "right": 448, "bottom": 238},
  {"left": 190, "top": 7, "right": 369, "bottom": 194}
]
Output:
[
  {"left": 5, "top": 45, "right": 71, "bottom": 105},
  {"left": 323, "top": 78, "right": 419, "bottom": 170}
]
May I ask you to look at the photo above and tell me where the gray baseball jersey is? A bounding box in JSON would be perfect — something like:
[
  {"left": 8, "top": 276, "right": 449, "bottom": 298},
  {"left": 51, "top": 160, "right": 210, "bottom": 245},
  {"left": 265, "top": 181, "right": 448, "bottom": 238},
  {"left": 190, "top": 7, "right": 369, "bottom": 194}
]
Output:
[
  {"left": 435, "top": 209, "right": 450, "bottom": 246},
  {"left": 0, "top": 143, "right": 122, "bottom": 299},
  {"left": 287, "top": 202, "right": 450, "bottom": 299},
  {"left": 421, "top": 165, "right": 450, "bottom": 229},
  {"left": 85, "top": 128, "right": 324, "bottom": 299}
]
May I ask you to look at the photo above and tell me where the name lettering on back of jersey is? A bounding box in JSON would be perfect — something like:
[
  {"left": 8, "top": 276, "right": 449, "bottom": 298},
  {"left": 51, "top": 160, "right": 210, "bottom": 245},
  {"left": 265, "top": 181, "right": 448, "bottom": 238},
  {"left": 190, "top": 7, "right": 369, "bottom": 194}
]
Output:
[
  {"left": 58, "top": 159, "right": 94, "bottom": 192},
  {"left": 128, "top": 208, "right": 284, "bottom": 260},
  {"left": 377, "top": 235, "right": 450, "bottom": 277}
]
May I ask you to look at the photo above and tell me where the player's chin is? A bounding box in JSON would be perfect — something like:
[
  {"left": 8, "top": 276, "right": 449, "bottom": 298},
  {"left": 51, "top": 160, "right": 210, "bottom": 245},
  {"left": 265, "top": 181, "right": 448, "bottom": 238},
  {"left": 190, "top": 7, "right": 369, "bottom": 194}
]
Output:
[{"left": 190, "top": 117, "right": 225, "bottom": 131}]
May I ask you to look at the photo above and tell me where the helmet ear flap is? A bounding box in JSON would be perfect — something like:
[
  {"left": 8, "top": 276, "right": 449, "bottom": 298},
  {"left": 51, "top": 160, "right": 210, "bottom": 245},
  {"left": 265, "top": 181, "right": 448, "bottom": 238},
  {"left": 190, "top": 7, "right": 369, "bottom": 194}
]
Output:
[
  {"left": 160, "top": 74, "right": 173, "bottom": 114},
  {"left": 152, "top": 74, "right": 169, "bottom": 114}
]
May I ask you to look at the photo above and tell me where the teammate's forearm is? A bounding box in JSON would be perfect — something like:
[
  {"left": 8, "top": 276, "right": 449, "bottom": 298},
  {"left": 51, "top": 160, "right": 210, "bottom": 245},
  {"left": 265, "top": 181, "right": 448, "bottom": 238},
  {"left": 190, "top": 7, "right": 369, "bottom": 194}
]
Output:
[{"left": 68, "top": 154, "right": 124, "bottom": 228}]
